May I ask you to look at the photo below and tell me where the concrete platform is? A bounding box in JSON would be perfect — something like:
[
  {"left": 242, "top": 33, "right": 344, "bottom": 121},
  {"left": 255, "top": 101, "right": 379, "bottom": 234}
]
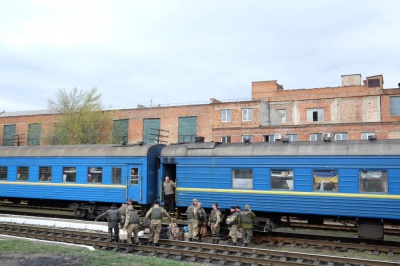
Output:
[{"left": 0, "top": 214, "right": 108, "bottom": 233}]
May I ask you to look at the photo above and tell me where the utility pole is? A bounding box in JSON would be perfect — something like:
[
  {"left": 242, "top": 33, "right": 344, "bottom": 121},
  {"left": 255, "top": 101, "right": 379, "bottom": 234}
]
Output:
[
  {"left": 149, "top": 128, "right": 169, "bottom": 143},
  {"left": 13, "top": 134, "right": 25, "bottom": 146}
]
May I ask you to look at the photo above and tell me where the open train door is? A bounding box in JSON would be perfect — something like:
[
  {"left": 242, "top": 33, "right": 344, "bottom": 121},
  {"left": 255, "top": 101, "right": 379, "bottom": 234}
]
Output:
[
  {"left": 127, "top": 165, "right": 142, "bottom": 203},
  {"left": 159, "top": 163, "right": 177, "bottom": 208}
]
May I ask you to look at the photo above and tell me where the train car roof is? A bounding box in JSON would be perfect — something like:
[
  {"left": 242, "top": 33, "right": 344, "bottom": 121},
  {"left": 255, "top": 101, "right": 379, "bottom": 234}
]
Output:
[
  {"left": 0, "top": 144, "right": 164, "bottom": 157},
  {"left": 161, "top": 140, "right": 400, "bottom": 157}
]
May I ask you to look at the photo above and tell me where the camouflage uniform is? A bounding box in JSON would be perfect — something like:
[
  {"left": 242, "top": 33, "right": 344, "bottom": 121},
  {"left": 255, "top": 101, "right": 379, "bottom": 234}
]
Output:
[
  {"left": 208, "top": 207, "right": 222, "bottom": 244},
  {"left": 186, "top": 201, "right": 198, "bottom": 241},
  {"left": 197, "top": 206, "right": 206, "bottom": 242},
  {"left": 123, "top": 208, "right": 140, "bottom": 244},
  {"left": 168, "top": 221, "right": 180, "bottom": 240},
  {"left": 226, "top": 207, "right": 239, "bottom": 245},
  {"left": 238, "top": 206, "right": 256, "bottom": 246},
  {"left": 144, "top": 204, "right": 171, "bottom": 245},
  {"left": 118, "top": 204, "right": 127, "bottom": 228}
]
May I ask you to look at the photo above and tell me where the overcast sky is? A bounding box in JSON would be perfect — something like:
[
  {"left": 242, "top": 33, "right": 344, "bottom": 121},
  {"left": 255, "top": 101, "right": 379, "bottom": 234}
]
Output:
[{"left": 1, "top": 0, "right": 399, "bottom": 112}]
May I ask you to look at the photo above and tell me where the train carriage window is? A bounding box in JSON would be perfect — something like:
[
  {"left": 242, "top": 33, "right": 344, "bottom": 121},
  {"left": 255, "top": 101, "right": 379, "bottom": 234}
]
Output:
[
  {"left": 39, "top": 167, "right": 52, "bottom": 182},
  {"left": 112, "top": 167, "right": 122, "bottom": 184},
  {"left": 88, "top": 167, "right": 102, "bottom": 183},
  {"left": 17, "top": 166, "right": 29, "bottom": 181},
  {"left": 0, "top": 167, "right": 7, "bottom": 180},
  {"left": 313, "top": 170, "right": 338, "bottom": 191},
  {"left": 232, "top": 169, "right": 253, "bottom": 189},
  {"left": 130, "top": 168, "right": 139, "bottom": 185},
  {"left": 271, "top": 170, "right": 293, "bottom": 190},
  {"left": 359, "top": 170, "right": 387, "bottom": 193},
  {"left": 62, "top": 167, "right": 76, "bottom": 182}
]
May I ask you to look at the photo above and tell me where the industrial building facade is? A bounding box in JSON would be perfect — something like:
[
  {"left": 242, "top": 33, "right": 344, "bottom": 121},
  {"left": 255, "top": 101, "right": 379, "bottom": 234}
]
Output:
[{"left": 1, "top": 73, "right": 400, "bottom": 146}]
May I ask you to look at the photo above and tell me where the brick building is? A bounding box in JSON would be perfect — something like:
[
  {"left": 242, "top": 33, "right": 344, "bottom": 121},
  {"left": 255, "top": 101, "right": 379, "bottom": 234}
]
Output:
[{"left": 1, "top": 73, "right": 400, "bottom": 146}]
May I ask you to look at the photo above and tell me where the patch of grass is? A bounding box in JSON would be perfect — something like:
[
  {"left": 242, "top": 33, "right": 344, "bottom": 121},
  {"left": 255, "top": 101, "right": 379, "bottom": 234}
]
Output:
[{"left": 0, "top": 239, "right": 198, "bottom": 266}]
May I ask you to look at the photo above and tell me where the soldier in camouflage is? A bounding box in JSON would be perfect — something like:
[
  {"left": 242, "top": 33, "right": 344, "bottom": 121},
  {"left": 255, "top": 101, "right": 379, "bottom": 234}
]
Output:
[
  {"left": 123, "top": 205, "right": 140, "bottom": 245},
  {"left": 238, "top": 204, "right": 256, "bottom": 247},
  {"left": 185, "top": 198, "right": 198, "bottom": 241},
  {"left": 226, "top": 206, "right": 239, "bottom": 246},
  {"left": 96, "top": 204, "right": 122, "bottom": 242},
  {"left": 208, "top": 202, "right": 222, "bottom": 244},
  {"left": 144, "top": 200, "right": 171, "bottom": 246},
  {"left": 197, "top": 202, "right": 206, "bottom": 242}
]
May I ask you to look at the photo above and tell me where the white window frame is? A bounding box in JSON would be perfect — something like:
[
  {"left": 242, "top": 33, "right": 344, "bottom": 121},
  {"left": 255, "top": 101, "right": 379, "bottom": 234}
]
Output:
[
  {"left": 278, "top": 110, "right": 287, "bottom": 123},
  {"left": 221, "top": 136, "right": 231, "bottom": 143},
  {"left": 242, "top": 108, "right": 253, "bottom": 121},
  {"left": 221, "top": 109, "right": 231, "bottom": 122},
  {"left": 361, "top": 132, "right": 375, "bottom": 140},
  {"left": 232, "top": 169, "right": 253, "bottom": 189},
  {"left": 307, "top": 108, "right": 324, "bottom": 122},
  {"left": 287, "top": 134, "right": 298, "bottom": 141},
  {"left": 335, "top": 133, "right": 348, "bottom": 141},
  {"left": 310, "top": 133, "right": 322, "bottom": 141}
]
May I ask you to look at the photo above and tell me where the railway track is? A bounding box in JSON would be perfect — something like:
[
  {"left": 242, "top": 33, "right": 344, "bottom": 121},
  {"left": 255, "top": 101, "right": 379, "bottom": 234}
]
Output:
[{"left": 0, "top": 223, "right": 399, "bottom": 265}]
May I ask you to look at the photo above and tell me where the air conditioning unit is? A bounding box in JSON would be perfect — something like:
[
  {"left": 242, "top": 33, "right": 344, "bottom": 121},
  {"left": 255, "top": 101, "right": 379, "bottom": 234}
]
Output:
[
  {"left": 323, "top": 132, "right": 333, "bottom": 142},
  {"left": 274, "top": 133, "right": 282, "bottom": 140}
]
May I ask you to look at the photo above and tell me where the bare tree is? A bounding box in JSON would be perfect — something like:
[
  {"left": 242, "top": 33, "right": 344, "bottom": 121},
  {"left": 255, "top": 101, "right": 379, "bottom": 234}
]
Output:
[{"left": 48, "top": 88, "right": 113, "bottom": 145}]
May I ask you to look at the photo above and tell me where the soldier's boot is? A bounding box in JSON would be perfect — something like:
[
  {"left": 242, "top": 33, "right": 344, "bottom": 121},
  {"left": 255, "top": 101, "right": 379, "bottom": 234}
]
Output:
[
  {"left": 198, "top": 235, "right": 202, "bottom": 242},
  {"left": 115, "top": 236, "right": 120, "bottom": 243},
  {"left": 232, "top": 242, "right": 237, "bottom": 246},
  {"left": 215, "top": 239, "right": 219, "bottom": 244},
  {"left": 148, "top": 241, "right": 154, "bottom": 246},
  {"left": 211, "top": 239, "right": 215, "bottom": 244},
  {"left": 188, "top": 238, "right": 193, "bottom": 242},
  {"left": 106, "top": 234, "right": 113, "bottom": 242}
]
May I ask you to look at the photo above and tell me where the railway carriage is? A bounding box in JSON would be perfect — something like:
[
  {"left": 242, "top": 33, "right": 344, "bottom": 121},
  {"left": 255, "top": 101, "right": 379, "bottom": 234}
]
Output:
[
  {"left": 160, "top": 139, "right": 400, "bottom": 239},
  {"left": 0, "top": 143, "right": 164, "bottom": 218}
]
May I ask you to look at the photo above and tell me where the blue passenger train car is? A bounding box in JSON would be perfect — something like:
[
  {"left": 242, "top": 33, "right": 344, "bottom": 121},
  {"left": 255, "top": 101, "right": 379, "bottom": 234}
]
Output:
[
  {"left": 160, "top": 140, "right": 400, "bottom": 238},
  {"left": 0, "top": 143, "right": 164, "bottom": 218}
]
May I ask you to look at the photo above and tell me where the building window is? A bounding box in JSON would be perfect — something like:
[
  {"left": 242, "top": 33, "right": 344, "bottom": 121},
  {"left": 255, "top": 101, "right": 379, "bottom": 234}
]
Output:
[
  {"left": 28, "top": 123, "right": 41, "bottom": 146},
  {"left": 242, "top": 108, "right": 253, "bottom": 121},
  {"left": 130, "top": 168, "right": 139, "bottom": 185},
  {"left": 17, "top": 166, "right": 29, "bottom": 181},
  {"left": 271, "top": 170, "right": 293, "bottom": 190},
  {"left": 390, "top": 96, "right": 400, "bottom": 116},
  {"left": 359, "top": 170, "right": 387, "bottom": 193},
  {"left": 313, "top": 170, "right": 338, "bottom": 191},
  {"left": 242, "top": 135, "right": 253, "bottom": 143},
  {"left": 278, "top": 110, "right": 287, "bottom": 123},
  {"left": 287, "top": 134, "right": 298, "bottom": 141},
  {"left": 3, "top": 124, "right": 16, "bottom": 146},
  {"left": 63, "top": 167, "right": 76, "bottom": 182},
  {"left": 221, "top": 109, "right": 231, "bottom": 122},
  {"left": 264, "top": 135, "right": 275, "bottom": 142},
  {"left": 88, "top": 167, "right": 102, "bottom": 183},
  {"left": 232, "top": 169, "right": 253, "bottom": 189},
  {"left": 112, "top": 167, "right": 122, "bottom": 184},
  {"left": 310, "top": 133, "right": 322, "bottom": 141},
  {"left": 112, "top": 119, "right": 129, "bottom": 144},
  {"left": 335, "top": 133, "right": 348, "bottom": 141},
  {"left": 39, "top": 167, "right": 52, "bottom": 181},
  {"left": 307, "top": 108, "right": 324, "bottom": 122},
  {"left": 221, "top": 136, "right": 231, "bottom": 143},
  {"left": 361, "top": 132, "right": 375, "bottom": 140},
  {"left": 0, "top": 167, "right": 7, "bottom": 180}
]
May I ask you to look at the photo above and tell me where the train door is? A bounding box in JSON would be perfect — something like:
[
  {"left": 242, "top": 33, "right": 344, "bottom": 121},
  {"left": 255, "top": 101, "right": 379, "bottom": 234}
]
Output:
[
  {"left": 159, "top": 163, "right": 177, "bottom": 205},
  {"left": 127, "top": 166, "right": 142, "bottom": 203}
]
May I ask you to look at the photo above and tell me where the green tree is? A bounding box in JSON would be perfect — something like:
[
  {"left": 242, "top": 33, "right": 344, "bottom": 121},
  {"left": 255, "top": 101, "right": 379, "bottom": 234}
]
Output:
[{"left": 48, "top": 88, "right": 113, "bottom": 145}]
